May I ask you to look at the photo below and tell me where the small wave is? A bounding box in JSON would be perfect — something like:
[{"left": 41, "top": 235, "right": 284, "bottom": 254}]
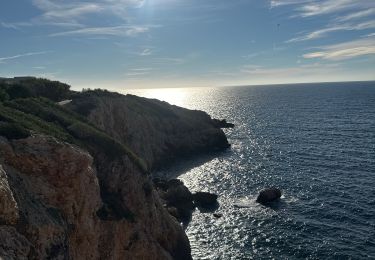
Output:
[{"left": 233, "top": 197, "right": 258, "bottom": 208}]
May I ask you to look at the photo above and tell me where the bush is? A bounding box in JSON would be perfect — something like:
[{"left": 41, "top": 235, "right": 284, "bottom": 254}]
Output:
[
  {"left": 0, "top": 88, "right": 9, "bottom": 101},
  {"left": 0, "top": 122, "right": 30, "bottom": 139},
  {"left": 0, "top": 78, "right": 72, "bottom": 101},
  {"left": 6, "top": 84, "right": 34, "bottom": 99}
]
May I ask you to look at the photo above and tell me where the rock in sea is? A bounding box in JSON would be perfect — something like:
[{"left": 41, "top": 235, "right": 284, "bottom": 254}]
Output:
[
  {"left": 193, "top": 192, "right": 218, "bottom": 207},
  {"left": 256, "top": 188, "right": 282, "bottom": 204}
]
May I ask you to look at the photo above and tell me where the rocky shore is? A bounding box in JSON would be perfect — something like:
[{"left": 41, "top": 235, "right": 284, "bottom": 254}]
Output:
[{"left": 0, "top": 78, "right": 231, "bottom": 259}]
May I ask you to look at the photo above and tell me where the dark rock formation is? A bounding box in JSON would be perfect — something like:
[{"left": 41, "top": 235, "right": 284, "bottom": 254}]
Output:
[
  {"left": 193, "top": 192, "right": 218, "bottom": 207},
  {"left": 153, "top": 179, "right": 220, "bottom": 221},
  {"left": 212, "top": 119, "right": 235, "bottom": 128},
  {"left": 213, "top": 213, "right": 222, "bottom": 218},
  {"left": 256, "top": 188, "right": 282, "bottom": 204},
  {"left": 156, "top": 179, "right": 194, "bottom": 221}
]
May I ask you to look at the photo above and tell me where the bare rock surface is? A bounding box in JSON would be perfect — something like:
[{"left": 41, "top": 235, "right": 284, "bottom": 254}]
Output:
[
  {"left": 0, "top": 164, "right": 19, "bottom": 225},
  {"left": 0, "top": 135, "right": 191, "bottom": 259}
]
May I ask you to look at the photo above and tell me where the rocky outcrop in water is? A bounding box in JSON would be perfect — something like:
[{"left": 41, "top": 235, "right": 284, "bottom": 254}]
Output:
[
  {"left": 193, "top": 192, "right": 218, "bottom": 207},
  {"left": 153, "top": 178, "right": 219, "bottom": 222},
  {"left": 256, "top": 188, "right": 282, "bottom": 204}
]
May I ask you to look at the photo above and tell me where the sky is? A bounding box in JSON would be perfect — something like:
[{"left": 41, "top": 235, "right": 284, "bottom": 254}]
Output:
[{"left": 0, "top": 0, "right": 374, "bottom": 90}]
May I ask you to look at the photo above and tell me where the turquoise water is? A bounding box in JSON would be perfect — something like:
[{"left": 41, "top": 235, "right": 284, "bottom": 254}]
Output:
[{"left": 126, "top": 82, "right": 375, "bottom": 259}]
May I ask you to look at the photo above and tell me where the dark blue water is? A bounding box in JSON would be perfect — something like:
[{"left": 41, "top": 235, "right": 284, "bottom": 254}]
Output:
[{"left": 129, "top": 82, "right": 375, "bottom": 259}]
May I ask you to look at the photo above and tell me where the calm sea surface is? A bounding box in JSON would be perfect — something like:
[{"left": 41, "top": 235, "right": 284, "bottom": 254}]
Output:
[{"left": 125, "top": 82, "right": 375, "bottom": 259}]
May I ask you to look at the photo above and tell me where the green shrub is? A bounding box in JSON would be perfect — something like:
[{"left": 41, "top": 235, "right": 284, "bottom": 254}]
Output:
[
  {"left": 6, "top": 84, "right": 33, "bottom": 99},
  {"left": 0, "top": 121, "right": 30, "bottom": 139},
  {"left": 0, "top": 88, "right": 9, "bottom": 101},
  {"left": 0, "top": 95, "right": 148, "bottom": 173},
  {"left": 0, "top": 78, "right": 72, "bottom": 101}
]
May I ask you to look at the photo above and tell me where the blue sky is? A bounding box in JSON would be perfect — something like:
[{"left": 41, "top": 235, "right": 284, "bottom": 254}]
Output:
[{"left": 0, "top": 0, "right": 374, "bottom": 89}]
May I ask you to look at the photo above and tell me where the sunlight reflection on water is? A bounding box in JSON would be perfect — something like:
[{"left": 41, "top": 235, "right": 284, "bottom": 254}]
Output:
[{"left": 125, "top": 83, "right": 375, "bottom": 259}]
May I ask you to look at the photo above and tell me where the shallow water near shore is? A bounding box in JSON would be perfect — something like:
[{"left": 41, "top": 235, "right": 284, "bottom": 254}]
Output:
[{"left": 126, "top": 82, "right": 375, "bottom": 259}]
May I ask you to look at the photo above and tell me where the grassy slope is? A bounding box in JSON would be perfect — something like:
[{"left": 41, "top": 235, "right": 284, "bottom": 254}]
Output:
[{"left": 0, "top": 97, "right": 148, "bottom": 173}]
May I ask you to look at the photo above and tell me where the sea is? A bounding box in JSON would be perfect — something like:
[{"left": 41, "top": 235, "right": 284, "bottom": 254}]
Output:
[{"left": 125, "top": 81, "right": 375, "bottom": 259}]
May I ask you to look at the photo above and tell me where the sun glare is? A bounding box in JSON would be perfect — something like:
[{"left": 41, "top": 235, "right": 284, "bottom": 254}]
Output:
[{"left": 125, "top": 88, "right": 189, "bottom": 107}]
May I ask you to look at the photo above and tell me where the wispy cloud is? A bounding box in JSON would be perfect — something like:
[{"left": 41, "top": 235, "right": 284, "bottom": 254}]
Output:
[
  {"left": 240, "top": 62, "right": 342, "bottom": 78},
  {"left": 0, "top": 21, "right": 34, "bottom": 30},
  {"left": 32, "top": 66, "right": 46, "bottom": 70},
  {"left": 139, "top": 48, "right": 153, "bottom": 56},
  {"left": 272, "top": 0, "right": 375, "bottom": 18},
  {"left": 287, "top": 20, "right": 375, "bottom": 42},
  {"left": 34, "top": 1, "right": 103, "bottom": 20},
  {"left": 129, "top": 68, "right": 153, "bottom": 71},
  {"left": 295, "top": 0, "right": 374, "bottom": 17},
  {"left": 1, "top": 22, "right": 21, "bottom": 30},
  {"left": 125, "top": 71, "right": 149, "bottom": 77},
  {"left": 152, "top": 57, "right": 185, "bottom": 65},
  {"left": 0, "top": 0, "right": 149, "bottom": 33},
  {"left": 32, "top": 0, "right": 145, "bottom": 22},
  {"left": 335, "top": 8, "right": 375, "bottom": 22},
  {"left": 270, "top": 0, "right": 312, "bottom": 8},
  {"left": 49, "top": 25, "right": 154, "bottom": 37},
  {"left": 303, "top": 37, "right": 375, "bottom": 60},
  {"left": 0, "top": 51, "right": 51, "bottom": 63}
]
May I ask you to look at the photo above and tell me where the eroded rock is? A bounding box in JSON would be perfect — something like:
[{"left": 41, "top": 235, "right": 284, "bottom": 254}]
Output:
[{"left": 0, "top": 165, "right": 19, "bottom": 225}]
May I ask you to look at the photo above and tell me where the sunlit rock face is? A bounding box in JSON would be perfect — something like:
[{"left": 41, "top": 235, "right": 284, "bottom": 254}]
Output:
[
  {"left": 0, "top": 135, "right": 191, "bottom": 259},
  {"left": 74, "top": 94, "right": 229, "bottom": 170}
]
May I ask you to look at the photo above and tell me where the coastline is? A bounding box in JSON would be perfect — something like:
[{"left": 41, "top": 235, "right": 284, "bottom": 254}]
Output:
[{"left": 0, "top": 77, "right": 231, "bottom": 259}]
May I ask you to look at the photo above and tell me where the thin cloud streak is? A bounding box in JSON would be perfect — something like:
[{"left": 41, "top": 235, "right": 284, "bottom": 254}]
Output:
[
  {"left": 49, "top": 25, "right": 154, "bottom": 37},
  {"left": 0, "top": 51, "right": 52, "bottom": 63},
  {"left": 287, "top": 20, "right": 375, "bottom": 42},
  {"left": 139, "top": 48, "right": 153, "bottom": 56},
  {"left": 270, "top": 0, "right": 312, "bottom": 8},
  {"left": 335, "top": 8, "right": 375, "bottom": 22},
  {"left": 241, "top": 63, "right": 339, "bottom": 75},
  {"left": 32, "top": 0, "right": 145, "bottom": 21},
  {"left": 297, "top": 0, "right": 375, "bottom": 17},
  {"left": 303, "top": 37, "right": 375, "bottom": 60}
]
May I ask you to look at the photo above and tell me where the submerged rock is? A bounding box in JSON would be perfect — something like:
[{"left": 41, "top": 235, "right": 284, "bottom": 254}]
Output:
[{"left": 256, "top": 188, "right": 282, "bottom": 204}]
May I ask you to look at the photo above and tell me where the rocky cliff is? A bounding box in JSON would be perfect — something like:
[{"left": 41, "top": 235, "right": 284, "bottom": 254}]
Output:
[
  {"left": 68, "top": 93, "right": 230, "bottom": 170},
  {"left": 0, "top": 80, "right": 230, "bottom": 259}
]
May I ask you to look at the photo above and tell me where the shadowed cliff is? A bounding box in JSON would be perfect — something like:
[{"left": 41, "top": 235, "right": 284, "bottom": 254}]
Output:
[{"left": 68, "top": 90, "right": 230, "bottom": 170}]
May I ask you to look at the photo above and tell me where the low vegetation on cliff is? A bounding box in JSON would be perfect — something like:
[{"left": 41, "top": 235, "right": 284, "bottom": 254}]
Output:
[{"left": 0, "top": 78, "right": 147, "bottom": 173}]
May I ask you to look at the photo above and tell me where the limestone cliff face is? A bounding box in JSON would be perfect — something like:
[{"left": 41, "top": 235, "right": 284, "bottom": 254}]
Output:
[
  {"left": 74, "top": 94, "right": 229, "bottom": 169},
  {"left": 0, "top": 135, "right": 191, "bottom": 259}
]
